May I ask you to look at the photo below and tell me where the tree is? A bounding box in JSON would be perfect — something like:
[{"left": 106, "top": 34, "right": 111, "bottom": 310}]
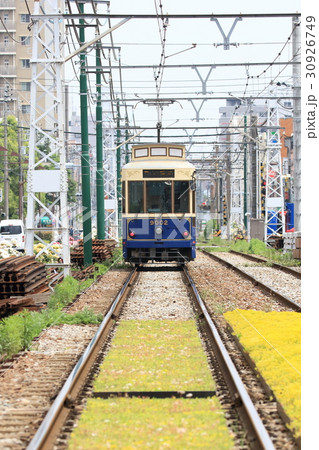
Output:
[
  {"left": 0, "top": 115, "right": 27, "bottom": 219},
  {"left": 67, "top": 170, "right": 77, "bottom": 203},
  {"left": 0, "top": 120, "right": 78, "bottom": 220}
]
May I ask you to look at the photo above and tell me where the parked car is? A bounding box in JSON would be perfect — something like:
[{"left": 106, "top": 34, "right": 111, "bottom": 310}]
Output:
[{"left": 0, "top": 219, "right": 25, "bottom": 252}]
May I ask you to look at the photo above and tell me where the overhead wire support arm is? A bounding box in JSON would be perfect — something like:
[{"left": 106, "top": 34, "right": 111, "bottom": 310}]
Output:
[
  {"left": 211, "top": 17, "right": 242, "bottom": 50},
  {"left": 188, "top": 99, "right": 207, "bottom": 122},
  {"left": 61, "top": 13, "right": 301, "bottom": 20},
  {"left": 192, "top": 66, "right": 216, "bottom": 95},
  {"left": 64, "top": 18, "right": 130, "bottom": 62}
]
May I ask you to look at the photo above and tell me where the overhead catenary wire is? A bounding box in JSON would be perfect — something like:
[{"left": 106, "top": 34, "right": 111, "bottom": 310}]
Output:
[
  {"left": 26, "top": 2, "right": 299, "bottom": 152},
  {"left": 207, "top": 27, "right": 300, "bottom": 154},
  {"left": 107, "top": 61, "right": 300, "bottom": 70}
]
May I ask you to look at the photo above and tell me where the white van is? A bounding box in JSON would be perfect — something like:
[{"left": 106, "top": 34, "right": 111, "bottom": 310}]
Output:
[{"left": 0, "top": 219, "right": 25, "bottom": 252}]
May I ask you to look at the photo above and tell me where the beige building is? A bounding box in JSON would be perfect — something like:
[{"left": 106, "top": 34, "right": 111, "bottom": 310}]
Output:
[{"left": 0, "top": 0, "right": 35, "bottom": 128}]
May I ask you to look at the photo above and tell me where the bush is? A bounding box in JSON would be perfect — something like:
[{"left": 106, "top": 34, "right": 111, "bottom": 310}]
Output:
[
  {"left": 248, "top": 238, "right": 267, "bottom": 254},
  {"left": 0, "top": 310, "right": 47, "bottom": 357},
  {"left": 231, "top": 239, "right": 250, "bottom": 253},
  {"left": 203, "top": 219, "right": 217, "bottom": 241},
  {"left": 103, "top": 246, "right": 127, "bottom": 269}
]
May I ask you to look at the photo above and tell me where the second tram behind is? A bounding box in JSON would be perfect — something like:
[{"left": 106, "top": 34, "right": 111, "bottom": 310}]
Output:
[{"left": 122, "top": 144, "right": 196, "bottom": 264}]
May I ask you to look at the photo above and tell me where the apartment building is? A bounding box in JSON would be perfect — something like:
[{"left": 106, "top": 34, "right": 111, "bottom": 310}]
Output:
[{"left": 0, "top": 0, "right": 36, "bottom": 129}]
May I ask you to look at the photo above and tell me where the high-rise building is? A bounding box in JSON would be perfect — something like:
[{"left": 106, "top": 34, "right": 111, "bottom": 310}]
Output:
[{"left": 0, "top": 1, "right": 34, "bottom": 127}]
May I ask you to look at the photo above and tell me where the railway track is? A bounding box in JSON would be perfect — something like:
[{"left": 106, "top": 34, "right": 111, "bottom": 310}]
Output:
[
  {"left": 228, "top": 250, "right": 301, "bottom": 279},
  {"left": 197, "top": 247, "right": 301, "bottom": 278},
  {"left": 16, "top": 264, "right": 298, "bottom": 449},
  {"left": 200, "top": 249, "right": 301, "bottom": 312}
]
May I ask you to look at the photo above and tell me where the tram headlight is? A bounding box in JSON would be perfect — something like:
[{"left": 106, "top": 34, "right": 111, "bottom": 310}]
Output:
[
  {"left": 129, "top": 230, "right": 136, "bottom": 238},
  {"left": 183, "top": 231, "right": 189, "bottom": 238},
  {"left": 155, "top": 226, "right": 162, "bottom": 235}
]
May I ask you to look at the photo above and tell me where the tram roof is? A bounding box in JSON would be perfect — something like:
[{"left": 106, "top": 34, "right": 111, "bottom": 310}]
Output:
[
  {"left": 121, "top": 158, "right": 195, "bottom": 171},
  {"left": 130, "top": 144, "right": 186, "bottom": 161}
]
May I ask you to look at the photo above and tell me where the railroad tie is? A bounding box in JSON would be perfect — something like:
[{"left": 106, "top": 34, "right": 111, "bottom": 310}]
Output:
[{"left": 92, "top": 390, "right": 217, "bottom": 399}]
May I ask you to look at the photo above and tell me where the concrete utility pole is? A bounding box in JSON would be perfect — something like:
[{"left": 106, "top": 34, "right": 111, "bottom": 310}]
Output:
[
  {"left": 3, "top": 92, "right": 9, "bottom": 219},
  {"left": 292, "top": 16, "right": 301, "bottom": 233},
  {"left": 243, "top": 115, "right": 248, "bottom": 230},
  {"left": 250, "top": 115, "right": 258, "bottom": 219},
  {"left": 65, "top": 84, "right": 69, "bottom": 162},
  {"left": 17, "top": 102, "right": 24, "bottom": 220}
]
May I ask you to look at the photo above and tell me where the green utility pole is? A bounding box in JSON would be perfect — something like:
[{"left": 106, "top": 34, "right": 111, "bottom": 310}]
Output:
[
  {"left": 96, "top": 41, "right": 105, "bottom": 239},
  {"left": 79, "top": 3, "right": 92, "bottom": 265},
  {"left": 3, "top": 90, "right": 9, "bottom": 219},
  {"left": 244, "top": 115, "right": 248, "bottom": 230},
  {"left": 116, "top": 100, "right": 122, "bottom": 239}
]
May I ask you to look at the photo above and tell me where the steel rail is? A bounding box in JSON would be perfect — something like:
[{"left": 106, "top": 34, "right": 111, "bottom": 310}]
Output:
[
  {"left": 183, "top": 266, "right": 276, "bottom": 450},
  {"left": 229, "top": 250, "right": 301, "bottom": 279},
  {"left": 201, "top": 250, "right": 301, "bottom": 312},
  {"left": 26, "top": 268, "right": 137, "bottom": 450}
]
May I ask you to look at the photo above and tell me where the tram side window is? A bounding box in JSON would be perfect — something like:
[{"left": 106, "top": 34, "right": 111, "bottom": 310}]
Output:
[
  {"left": 122, "top": 182, "right": 126, "bottom": 213},
  {"left": 174, "top": 181, "right": 189, "bottom": 213},
  {"left": 146, "top": 181, "right": 171, "bottom": 213},
  {"left": 128, "top": 181, "right": 144, "bottom": 213}
]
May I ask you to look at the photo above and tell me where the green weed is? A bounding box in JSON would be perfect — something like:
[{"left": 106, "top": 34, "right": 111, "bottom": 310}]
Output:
[
  {"left": 0, "top": 266, "right": 105, "bottom": 359},
  {"left": 230, "top": 238, "right": 300, "bottom": 267}
]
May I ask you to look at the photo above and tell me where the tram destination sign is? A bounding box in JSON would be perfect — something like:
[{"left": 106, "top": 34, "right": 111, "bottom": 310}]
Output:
[{"left": 143, "top": 169, "right": 175, "bottom": 178}]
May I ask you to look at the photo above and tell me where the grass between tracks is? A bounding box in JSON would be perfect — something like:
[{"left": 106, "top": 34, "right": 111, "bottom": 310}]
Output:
[
  {"left": 95, "top": 320, "right": 214, "bottom": 391},
  {"left": 68, "top": 320, "right": 235, "bottom": 449},
  {"left": 69, "top": 397, "right": 233, "bottom": 449},
  {"left": 224, "top": 309, "right": 301, "bottom": 438}
]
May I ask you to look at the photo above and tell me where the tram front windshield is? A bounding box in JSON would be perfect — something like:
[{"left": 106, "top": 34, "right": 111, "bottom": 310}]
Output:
[
  {"left": 146, "top": 181, "right": 171, "bottom": 213},
  {"left": 127, "top": 180, "right": 190, "bottom": 213}
]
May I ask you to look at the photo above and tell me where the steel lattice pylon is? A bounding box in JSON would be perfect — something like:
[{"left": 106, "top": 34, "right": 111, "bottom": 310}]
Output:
[
  {"left": 25, "top": 0, "right": 70, "bottom": 275},
  {"left": 103, "top": 114, "right": 119, "bottom": 242},
  {"left": 265, "top": 103, "right": 285, "bottom": 243}
]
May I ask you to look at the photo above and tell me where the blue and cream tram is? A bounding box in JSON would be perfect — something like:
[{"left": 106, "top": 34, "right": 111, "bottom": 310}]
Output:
[{"left": 121, "top": 144, "right": 196, "bottom": 264}]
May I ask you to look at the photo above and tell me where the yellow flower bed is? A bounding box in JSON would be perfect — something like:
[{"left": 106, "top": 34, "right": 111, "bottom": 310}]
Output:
[
  {"left": 224, "top": 310, "right": 301, "bottom": 438},
  {"left": 33, "top": 242, "right": 62, "bottom": 263}
]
